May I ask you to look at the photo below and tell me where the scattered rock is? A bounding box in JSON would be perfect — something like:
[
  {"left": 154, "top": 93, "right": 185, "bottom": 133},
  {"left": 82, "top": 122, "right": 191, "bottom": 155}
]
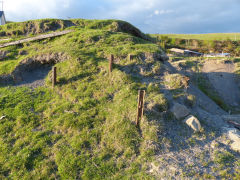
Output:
[
  {"left": 223, "top": 128, "right": 240, "bottom": 152},
  {"left": 231, "top": 141, "right": 240, "bottom": 152},
  {"left": 170, "top": 103, "right": 190, "bottom": 120},
  {"left": 226, "top": 128, "right": 240, "bottom": 142},
  {"left": 184, "top": 115, "right": 201, "bottom": 132}
]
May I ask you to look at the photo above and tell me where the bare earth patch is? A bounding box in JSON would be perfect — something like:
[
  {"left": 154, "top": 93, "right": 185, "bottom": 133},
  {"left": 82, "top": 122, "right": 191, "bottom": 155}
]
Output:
[{"left": 202, "top": 60, "right": 240, "bottom": 107}]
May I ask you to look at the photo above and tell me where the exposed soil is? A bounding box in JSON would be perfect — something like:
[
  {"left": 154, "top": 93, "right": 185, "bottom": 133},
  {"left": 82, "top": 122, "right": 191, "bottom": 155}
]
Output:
[
  {"left": 202, "top": 60, "right": 240, "bottom": 107},
  {"left": 14, "top": 65, "right": 51, "bottom": 88},
  {"left": 0, "top": 19, "right": 75, "bottom": 37},
  {"left": 0, "top": 53, "right": 69, "bottom": 88},
  {"left": 111, "top": 21, "right": 149, "bottom": 40}
]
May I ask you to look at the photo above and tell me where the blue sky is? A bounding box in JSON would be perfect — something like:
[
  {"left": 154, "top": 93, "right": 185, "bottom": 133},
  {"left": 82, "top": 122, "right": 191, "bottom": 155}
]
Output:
[{"left": 4, "top": 0, "right": 240, "bottom": 34}]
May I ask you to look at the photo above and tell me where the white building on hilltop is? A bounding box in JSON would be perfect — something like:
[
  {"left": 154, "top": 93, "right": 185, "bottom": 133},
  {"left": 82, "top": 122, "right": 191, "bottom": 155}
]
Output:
[
  {"left": 0, "top": 1, "right": 6, "bottom": 25},
  {"left": 0, "top": 11, "right": 6, "bottom": 25}
]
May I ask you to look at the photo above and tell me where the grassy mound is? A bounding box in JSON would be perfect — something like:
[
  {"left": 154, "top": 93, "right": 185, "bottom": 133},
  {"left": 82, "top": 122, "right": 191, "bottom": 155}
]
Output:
[{"left": 0, "top": 19, "right": 167, "bottom": 179}]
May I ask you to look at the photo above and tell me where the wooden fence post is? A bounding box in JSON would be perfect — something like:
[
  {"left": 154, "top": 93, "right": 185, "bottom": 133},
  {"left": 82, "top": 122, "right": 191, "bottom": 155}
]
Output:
[
  {"left": 109, "top": 54, "right": 114, "bottom": 73},
  {"left": 128, "top": 54, "right": 134, "bottom": 61},
  {"left": 52, "top": 66, "right": 57, "bottom": 88},
  {"left": 136, "top": 90, "right": 145, "bottom": 127}
]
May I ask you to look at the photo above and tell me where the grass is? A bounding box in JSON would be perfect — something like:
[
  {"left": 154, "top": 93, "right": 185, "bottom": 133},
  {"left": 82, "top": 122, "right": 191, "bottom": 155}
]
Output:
[
  {"left": 154, "top": 33, "right": 240, "bottom": 41},
  {"left": 0, "top": 18, "right": 167, "bottom": 179},
  {"left": 213, "top": 151, "right": 235, "bottom": 166}
]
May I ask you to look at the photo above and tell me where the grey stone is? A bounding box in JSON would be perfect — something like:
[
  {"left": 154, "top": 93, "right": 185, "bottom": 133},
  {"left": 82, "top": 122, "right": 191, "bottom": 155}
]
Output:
[
  {"left": 171, "top": 103, "right": 190, "bottom": 120},
  {"left": 184, "top": 115, "right": 201, "bottom": 132},
  {"left": 231, "top": 141, "right": 240, "bottom": 152},
  {"left": 226, "top": 128, "right": 240, "bottom": 142},
  {"left": 223, "top": 128, "right": 240, "bottom": 152}
]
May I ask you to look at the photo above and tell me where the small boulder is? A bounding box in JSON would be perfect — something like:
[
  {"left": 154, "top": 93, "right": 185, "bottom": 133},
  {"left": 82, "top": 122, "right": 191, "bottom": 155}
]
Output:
[
  {"left": 171, "top": 103, "right": 190, "bottom": 120},
  {"left": 223, "top": 128, "right": 240, "bottom": 152},
  {"left": 226, "top": 128, "right": 240, "bottom": 142},
  {"left": 184, "top": 115, "right": 201, "bottom": 132},
  {"left": 231, "top": 141, "right": 240, "bottom": 152}
]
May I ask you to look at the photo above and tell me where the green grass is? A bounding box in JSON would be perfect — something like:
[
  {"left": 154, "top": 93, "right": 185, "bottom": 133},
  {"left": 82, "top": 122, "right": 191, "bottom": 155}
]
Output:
[
  {"left": 0, "top": 18, "right": 166, "bottom": 179},
  {"left": 154, "top": 33, "right": 240, "bottom": 41},
  {"left": 213, "top": 151, "right": 235, "bottom": 166}
]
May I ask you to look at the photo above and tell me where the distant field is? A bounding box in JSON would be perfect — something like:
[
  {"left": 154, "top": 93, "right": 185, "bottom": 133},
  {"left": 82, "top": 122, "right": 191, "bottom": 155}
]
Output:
[{"left": 153, "top": 33, "right": 240, "bottom": 41}]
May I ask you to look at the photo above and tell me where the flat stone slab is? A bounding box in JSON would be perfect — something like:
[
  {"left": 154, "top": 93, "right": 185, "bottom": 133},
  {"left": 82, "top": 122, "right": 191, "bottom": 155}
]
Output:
[{"left": 171, "top": 103, "right": 190, "bottom": 120}]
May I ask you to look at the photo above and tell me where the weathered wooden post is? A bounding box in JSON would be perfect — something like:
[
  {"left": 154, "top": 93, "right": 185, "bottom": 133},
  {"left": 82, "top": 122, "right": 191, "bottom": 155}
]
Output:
[
  {"left": 109, "top": 54, "right": 114, "bottom": 73},
  {"left": 136, "top": 90, "right": 146, "bottom": 127},
  {"left": 52, "top": 66, "right": 57, "bottom": 88},
  {"left": 128, "top": 54, "right": 134, "bottom": 61}
]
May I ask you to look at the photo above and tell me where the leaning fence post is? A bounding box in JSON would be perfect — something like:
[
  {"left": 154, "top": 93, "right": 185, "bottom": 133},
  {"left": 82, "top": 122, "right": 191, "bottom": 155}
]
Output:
[
  {"left": 52, "top": 66, "right": 57, "bottom": 88},
  {"left": 136, "top": 90, "right": 146, "bottom": 127},
  {"left": 109, "top": 54, "right": 114, "bottom": 73}
]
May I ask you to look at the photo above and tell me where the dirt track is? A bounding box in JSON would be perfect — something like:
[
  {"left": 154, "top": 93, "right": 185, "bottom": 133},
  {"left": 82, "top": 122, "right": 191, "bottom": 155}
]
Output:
[{"left": 202, "top": 60, "right": 240, "bottom": 107}]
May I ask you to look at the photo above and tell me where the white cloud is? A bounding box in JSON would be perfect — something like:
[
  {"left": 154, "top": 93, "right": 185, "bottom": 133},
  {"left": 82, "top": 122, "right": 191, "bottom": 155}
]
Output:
[
  {"left": 154, "top": 10, "right": 159, "bottom": 15},
  {"left": 102, "top": 0, "right": 159, "bottom": 18},
  {"left": 154, "top": 9, "right": 174, "bottom": 16},
  {"left": 4, "top": 0, "right": 71, "bottom": 21}
]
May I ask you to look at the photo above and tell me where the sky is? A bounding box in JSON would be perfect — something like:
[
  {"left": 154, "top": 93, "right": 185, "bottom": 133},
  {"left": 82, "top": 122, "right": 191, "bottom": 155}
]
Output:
[{"left": 3, "top": 0, "right": 240, "bottom": 34}]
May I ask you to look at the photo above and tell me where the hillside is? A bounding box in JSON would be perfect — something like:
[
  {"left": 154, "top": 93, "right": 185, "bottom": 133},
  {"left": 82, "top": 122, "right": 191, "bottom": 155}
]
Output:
[
  {"left": 0, "top": 18, "right": 166, "bottom": 179},
  {"left": 0, "top": 19, "right": 240, "bottom": 179},
  {"left": 154, "top": 33, "right": 240, "bottom": 41},
  {"left": 151, "top": 34, "right": 240, "bottom": 56}
]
